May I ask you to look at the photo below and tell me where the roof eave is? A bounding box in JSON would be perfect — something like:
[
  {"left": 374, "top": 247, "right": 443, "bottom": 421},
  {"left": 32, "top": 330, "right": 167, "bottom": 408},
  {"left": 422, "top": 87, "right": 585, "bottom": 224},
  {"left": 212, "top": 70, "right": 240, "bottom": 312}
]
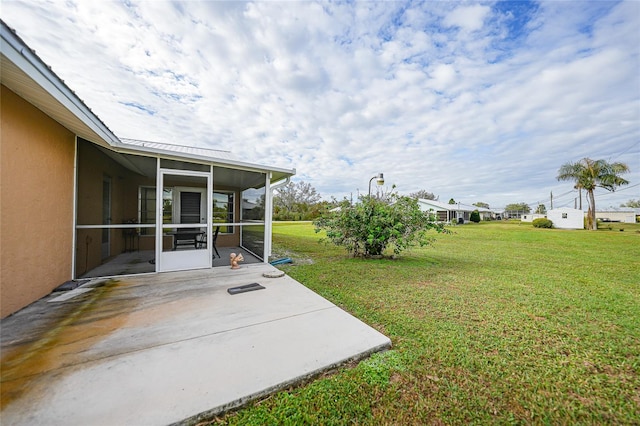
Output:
[
  {"left": 1, "top": 20, "right": 121, "bottom": 147},
  {"left": 1, "top": 20, "right": 295, "bottom": 181}
]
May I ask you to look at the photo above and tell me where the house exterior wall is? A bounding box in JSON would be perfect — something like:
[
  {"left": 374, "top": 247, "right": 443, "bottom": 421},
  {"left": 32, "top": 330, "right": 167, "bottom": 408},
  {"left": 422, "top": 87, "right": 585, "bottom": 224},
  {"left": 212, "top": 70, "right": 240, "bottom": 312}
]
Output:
[
  {"left": 418, "top": 201, "right": 474, "bottom": 223},
  {"left": 547, "top": 208, "right": 584, "bottom": 230},
  {"left": 595, "top": 211, "right": 636, "bottom": 223},
  {"left": 521, "top": 214, "right": 546, "bottom": 223},
  {"left": 417, "top": 201, "right": 448, "bottom": 222},
  {"left": 420, "top": 207, "right": 448, "bottom": 222},
  {"left": 1, "top": 85, "right": 76, "bottom": 318}
]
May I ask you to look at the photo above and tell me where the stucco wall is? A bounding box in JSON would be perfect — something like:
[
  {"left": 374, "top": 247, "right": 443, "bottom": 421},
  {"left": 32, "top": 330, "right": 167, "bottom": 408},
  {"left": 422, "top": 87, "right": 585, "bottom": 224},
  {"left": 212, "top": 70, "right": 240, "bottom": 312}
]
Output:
[
  {"left": 1, "top": 86, "right": 75, "bottom": 318},
  {"left": 521, "top": 214, "right": 546, "bottom": 223}
]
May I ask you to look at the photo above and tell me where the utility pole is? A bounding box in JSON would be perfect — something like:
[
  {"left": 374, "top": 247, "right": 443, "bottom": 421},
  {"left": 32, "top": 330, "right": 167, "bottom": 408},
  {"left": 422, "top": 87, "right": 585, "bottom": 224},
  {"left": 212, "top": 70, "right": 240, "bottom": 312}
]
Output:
[{"left": 550, "top": 191, "right": 553, "bottom": 210}]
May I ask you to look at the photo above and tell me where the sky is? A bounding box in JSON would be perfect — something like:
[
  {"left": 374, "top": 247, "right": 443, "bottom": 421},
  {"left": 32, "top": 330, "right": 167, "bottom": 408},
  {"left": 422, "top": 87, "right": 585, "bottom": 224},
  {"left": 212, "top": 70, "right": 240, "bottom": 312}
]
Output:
[{"left": 3, "top": 0, "right": 639, "bottom": 210}]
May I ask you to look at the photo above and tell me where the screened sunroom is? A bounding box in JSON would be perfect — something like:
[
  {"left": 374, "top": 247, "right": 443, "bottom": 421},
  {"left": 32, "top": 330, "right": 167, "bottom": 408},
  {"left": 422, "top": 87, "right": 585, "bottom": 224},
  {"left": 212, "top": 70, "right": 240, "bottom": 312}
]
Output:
[{"left": 74, "top": 138, "right": 294, "bottom": 278}]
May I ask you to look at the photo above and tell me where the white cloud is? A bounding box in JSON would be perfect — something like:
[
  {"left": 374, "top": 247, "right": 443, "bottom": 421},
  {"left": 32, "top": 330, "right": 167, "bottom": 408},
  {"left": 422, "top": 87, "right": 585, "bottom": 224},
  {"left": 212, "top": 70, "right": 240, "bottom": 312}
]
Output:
[
  {"left": 444, "top": 4, "right": 491, "bottom": 33},
  {"left": 2, "top": 0, "right": 639, "bottom": 209}
]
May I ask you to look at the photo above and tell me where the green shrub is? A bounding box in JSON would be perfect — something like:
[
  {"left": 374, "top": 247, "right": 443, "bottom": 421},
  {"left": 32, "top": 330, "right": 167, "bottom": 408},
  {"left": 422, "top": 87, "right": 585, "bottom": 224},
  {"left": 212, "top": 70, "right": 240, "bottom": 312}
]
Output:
[
  {"left": 532, "top": 218, "right": 553, "bottom": 228},
  {"left": 470, "top": 210, "right": 481, "bottom": 223},
  {"left": 314, "top": 194, "right": 449, "bottom": 257}
]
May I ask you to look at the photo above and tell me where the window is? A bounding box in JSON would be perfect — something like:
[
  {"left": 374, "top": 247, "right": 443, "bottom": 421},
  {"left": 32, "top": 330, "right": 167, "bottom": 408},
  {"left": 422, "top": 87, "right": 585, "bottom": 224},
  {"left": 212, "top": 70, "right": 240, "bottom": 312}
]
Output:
[
  {"left": 139, "top": 187, "right": 155, "bottom": 235},
  {"left": 139, "top": 187, "right": 173, "bottom": 234},
  {"left": 213, "top": 191, "right": 234, "bottom": 233},
  {"left": 140, "top": 188, "right": 233, "bottom": 232},
  {"left": 162, "top": 188, "right": 173, "bottom": 233}
]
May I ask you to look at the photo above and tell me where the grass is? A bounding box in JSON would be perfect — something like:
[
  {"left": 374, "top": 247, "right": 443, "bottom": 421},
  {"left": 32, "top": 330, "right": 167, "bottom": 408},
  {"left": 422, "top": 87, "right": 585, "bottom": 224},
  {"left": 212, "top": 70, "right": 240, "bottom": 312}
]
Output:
[{"left": 208, "top": 221, "right": 640, "bottom": 425}]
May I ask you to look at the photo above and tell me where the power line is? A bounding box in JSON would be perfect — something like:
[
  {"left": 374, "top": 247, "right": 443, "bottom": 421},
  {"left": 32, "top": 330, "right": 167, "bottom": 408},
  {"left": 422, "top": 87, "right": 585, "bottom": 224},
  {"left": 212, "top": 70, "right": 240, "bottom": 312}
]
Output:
[
  {"left": 494, "top": 185, "right": 637, "bottom": 211},
  {"left": 594, "top": 183, "right": 640, "bottom": 199},
  {"left": 610, "top": 141, "right": 639, "bottom": 161},
  {"left": 481, "top": 183, "right": 638, "bottom": 211}
]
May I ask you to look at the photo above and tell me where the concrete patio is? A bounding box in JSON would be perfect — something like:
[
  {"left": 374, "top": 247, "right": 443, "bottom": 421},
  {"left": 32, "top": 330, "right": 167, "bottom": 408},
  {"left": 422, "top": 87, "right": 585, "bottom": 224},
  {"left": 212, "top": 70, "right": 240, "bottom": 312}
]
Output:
[{"left": 0, "top": 264, "right": 391, "bottom": 425}]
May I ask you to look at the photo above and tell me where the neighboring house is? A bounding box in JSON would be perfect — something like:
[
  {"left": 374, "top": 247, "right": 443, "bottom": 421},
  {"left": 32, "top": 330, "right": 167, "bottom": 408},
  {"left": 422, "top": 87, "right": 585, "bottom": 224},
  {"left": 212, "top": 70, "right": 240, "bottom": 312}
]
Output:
[
  {"left": 547, "top": 208, "right": 584, "bottom": 230},
  {"left": 521, "top": 214, "right": 546, "bottom": 223},
  {"left": 416, "top": 199, "right": 493, "bottom": 223},
  {"left": 474, "top": 206, "right": 494, "bottom": 221},
  {"left": 503, "top": 209, "right": 528, "bottom": 219},
  {"left": 1, "top": 22, "right": 295, "bottom": 318},
  {"left": 595, "top": 210, "right": 637, "bottom": 224}
]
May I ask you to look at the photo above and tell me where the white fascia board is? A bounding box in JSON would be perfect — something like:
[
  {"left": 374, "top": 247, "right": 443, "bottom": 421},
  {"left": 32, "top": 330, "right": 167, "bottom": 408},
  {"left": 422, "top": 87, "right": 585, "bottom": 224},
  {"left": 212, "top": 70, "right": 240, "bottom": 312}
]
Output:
[{"left": 1, "top": 24, "right": 120, "bottom": 146}]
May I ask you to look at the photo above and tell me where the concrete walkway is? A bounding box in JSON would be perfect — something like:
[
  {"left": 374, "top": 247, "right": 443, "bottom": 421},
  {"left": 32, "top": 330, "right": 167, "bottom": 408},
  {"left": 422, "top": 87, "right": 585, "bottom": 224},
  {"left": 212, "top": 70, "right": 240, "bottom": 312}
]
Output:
[{"left": 1, "top": 264, "right": 391, "bottom": 425}]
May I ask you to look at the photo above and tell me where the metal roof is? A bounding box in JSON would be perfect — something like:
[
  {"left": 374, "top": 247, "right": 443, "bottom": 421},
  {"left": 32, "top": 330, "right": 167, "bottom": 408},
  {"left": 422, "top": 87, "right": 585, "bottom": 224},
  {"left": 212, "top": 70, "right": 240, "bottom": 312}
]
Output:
[
  {"left": 118, "top": 138, "right": 295, "bottom": 181},
  {"left": 120, "top": 138, "right": 239, "bottom": 162}
]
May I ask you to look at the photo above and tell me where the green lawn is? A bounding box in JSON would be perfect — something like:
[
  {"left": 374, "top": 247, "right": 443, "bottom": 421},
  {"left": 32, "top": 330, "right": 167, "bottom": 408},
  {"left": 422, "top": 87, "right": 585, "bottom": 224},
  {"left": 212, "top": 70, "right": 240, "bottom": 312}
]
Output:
[{"left": 211, "top": 221, "right": 640, "bottom": 425}]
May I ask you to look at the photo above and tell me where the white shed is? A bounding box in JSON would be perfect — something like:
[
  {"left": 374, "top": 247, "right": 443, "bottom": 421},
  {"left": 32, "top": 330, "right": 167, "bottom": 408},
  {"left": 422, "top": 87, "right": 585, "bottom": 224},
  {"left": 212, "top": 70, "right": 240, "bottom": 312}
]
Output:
[
  {"left": 547, "top": 208, "right": 584, "bottom": 229},
  {"left": 521, "top": 214, "right": 546, "bottom": 223}
]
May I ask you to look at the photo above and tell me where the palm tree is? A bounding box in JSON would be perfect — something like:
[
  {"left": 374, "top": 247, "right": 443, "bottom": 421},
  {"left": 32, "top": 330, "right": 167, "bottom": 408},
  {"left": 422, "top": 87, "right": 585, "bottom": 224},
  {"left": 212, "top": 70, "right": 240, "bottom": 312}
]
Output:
[{"left": 557, "top": 158, "right": 630, "bottom": 230}]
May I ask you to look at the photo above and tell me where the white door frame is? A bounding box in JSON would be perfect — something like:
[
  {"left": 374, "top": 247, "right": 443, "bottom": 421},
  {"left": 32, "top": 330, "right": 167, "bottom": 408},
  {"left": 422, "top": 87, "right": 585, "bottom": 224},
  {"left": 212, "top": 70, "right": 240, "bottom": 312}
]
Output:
[{"left": 156, "top": 168, "right": 212, "bottom": 272}]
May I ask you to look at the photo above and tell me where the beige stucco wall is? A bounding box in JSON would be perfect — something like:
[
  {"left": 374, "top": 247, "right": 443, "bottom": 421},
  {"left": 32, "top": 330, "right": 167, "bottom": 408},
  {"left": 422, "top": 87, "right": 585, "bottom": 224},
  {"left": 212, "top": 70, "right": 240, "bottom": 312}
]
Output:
[{"left": 1, "top": 85, "right": 76, "bottom": 318}]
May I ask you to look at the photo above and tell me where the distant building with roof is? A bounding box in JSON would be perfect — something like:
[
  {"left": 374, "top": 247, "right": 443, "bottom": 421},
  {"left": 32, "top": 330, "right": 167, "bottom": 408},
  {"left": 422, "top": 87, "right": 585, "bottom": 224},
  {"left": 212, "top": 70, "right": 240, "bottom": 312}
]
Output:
[{"left": 416, "top": 199, "right": 494, "bottom": 223}]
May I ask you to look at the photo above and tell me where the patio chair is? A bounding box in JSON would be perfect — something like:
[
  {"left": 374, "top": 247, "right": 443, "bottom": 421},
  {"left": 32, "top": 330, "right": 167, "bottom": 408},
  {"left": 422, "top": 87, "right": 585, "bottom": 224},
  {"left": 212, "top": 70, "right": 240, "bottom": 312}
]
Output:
[
  {"left": 196, "top": 226, "right": 221, "bottom": 258},
  {"left": 212, "top": 226, "right": 220, "bottom": 258},
  {"left": 173, "top": 229, "right": 199, "bottom": 250}
]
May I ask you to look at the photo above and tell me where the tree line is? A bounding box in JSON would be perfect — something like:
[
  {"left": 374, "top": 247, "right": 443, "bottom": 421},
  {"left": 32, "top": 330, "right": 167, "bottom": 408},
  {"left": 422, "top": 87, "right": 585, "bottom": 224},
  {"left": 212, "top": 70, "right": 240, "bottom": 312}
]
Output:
[{"left": 276, "top": 156, "right": 632, "bottom": 228}]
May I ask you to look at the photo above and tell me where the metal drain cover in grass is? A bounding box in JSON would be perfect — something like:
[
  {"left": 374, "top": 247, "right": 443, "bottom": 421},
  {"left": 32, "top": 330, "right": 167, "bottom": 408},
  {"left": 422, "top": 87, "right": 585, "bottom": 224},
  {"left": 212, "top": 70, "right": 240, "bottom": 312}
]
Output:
[{"left": 227, "top": 283, "right": 265, "bottom": 295}]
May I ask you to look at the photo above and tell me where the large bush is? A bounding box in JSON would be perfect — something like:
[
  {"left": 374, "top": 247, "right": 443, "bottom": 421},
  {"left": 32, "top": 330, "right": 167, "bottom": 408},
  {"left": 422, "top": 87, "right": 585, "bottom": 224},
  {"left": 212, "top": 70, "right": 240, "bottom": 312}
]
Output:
[
  {"left": 470, "top": 210, "right": 481, "bottom": 223},
  {"left": 532, "top": 218, "right": 553, "bottom": 228},
  {"left": 313, "top": 194, "right": 449, "bottom": 257}
]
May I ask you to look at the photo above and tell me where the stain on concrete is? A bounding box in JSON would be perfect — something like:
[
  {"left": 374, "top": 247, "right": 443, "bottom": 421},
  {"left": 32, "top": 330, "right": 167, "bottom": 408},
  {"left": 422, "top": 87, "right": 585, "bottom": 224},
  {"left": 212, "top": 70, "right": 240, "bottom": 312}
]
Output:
[{"left": 1, "top": 279, "right": 133, "bottom": 410}]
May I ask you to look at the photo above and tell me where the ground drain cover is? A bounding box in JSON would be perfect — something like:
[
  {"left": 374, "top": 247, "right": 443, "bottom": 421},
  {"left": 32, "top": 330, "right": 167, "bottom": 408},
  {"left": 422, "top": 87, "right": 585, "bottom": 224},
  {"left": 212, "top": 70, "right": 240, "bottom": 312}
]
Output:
[{"left": 227, "top": 283, "right": 265, "bottom": 295}]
